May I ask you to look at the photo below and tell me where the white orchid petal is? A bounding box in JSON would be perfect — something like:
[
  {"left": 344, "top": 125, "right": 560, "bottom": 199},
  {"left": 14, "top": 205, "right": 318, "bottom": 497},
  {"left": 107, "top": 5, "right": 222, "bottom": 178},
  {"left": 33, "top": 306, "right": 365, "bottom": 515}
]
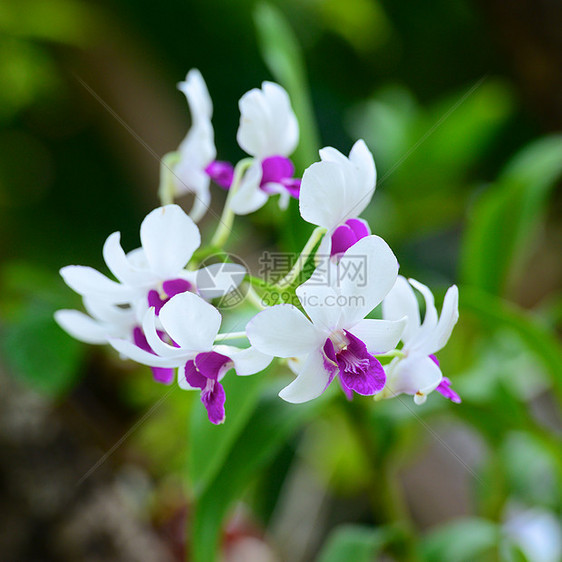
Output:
[
  {"left": 159, "top": 291, "right": 221, "bottom": 352},
  {"left": 142, "top": 308, "right": 188, "bottom": 358},
  {"left": 427, "top": 285, "right": 459, "bottom": 354},
  {"left": 338, "top": 235, "right": 399, "bottom": 327},
  {"left": 103, "top": 232, "right": 147, "bottom": 286},
  {"left": 349, "top": 139, "right": 376, "bottom": 202},
  {"left": 60, "top": 266, "right": 133, "bottom": 303},
  {"left": 382, "top": 276, "right": 421, "bottom": 344},
  {"left": 385, "top": 354, "right": 442, "bottom": 398},
  {"left": 295, "top": 281, "right": 342, "bottom": 331},
  {"left": 229, "top": 160, "right": 268, "bottom": 215},
  {"left": 188, "top": 184, "right": 212, "bottom": 223},
  {"left": 82, "top": 297, "right": 134, "bottom": 326},
  {"left": 178, "top": 68, "right": 213, "bottom": 122},
  {"left": 55, "top": 310, "right": 109, "bottom": 344},
  {"left": 279, "top": 350, "right": 331, "bottom": 404},
  {"left": 237, "top": 82, "right": 298, "bottom": 158},
  {"left": 247, "top": 304, "right": 325, "bottom": 358},
  {"left": 109, "top": 338, "right": 184, "bottom": 368},
  {"left": 300, "top": 141, "right": 376, "bottom": 230},
  {"left": 408, "top": 278, "right": 439, "bottom": 350},
  {"left": 299, "top": 160, "right": 349, "bottom": 230},
  {"left": 227, "top": 346, "right": 273, "bottom": 376},
  {"left": 140, "top": 205, "right": 200, "bottom": 278},
  {"left": 350, "top": 318, "right": 406, "bottom": 354}
]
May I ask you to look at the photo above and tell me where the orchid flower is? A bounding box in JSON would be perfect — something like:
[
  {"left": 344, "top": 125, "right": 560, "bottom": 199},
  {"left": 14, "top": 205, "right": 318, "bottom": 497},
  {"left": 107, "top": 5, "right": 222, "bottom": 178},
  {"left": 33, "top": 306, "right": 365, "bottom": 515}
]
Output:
[
  {"left": 171, "top": 69, "right": 233, "bottom": 222},
  {"left": 247, "top": 236, "right": 406, "bottom": 403},
  {"left": 299, "top": 140, "right": 376, "bottom": 260},
  {"left": 381, "top": 276, "right": 460, "bottom": 404},
  {"left": 60, "top": 205, "right": 245, "bottom": 310},
  {"left": 109, "top": 292, "right": 272, "bottom": 424},
  {"left": 229, "top": 82, "right": 300, "bottom": 215}
]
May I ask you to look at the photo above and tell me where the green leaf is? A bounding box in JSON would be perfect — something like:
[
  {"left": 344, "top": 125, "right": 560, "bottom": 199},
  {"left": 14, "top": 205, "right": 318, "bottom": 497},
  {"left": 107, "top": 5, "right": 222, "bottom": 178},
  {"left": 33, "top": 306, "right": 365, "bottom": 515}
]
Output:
[
  {"left": 460, "top": 287, "right": 562, "bottom": 403},
  {"left": 187, "top": 371, "right": 267, "bottom": 496},
  {"left": 1, "top": 300, "right": 84, "bottom": 397},
  {"left": 0, "top": 262, "right": 84, "bottom": 398},
  {"left": 317, "top": 524, "right": 398, "bottom": 562},
  {"left": 461, "top": 135, "right": 562, "bottom": 295},
  {"left": 190, "top": 384, "right": 321, "bottom": 562},
  {"left": 421, "top": 518, "right": 499, "bottom": 562},
  {"left": 254, "top": 2, "right": 320, "bottom": 171}
]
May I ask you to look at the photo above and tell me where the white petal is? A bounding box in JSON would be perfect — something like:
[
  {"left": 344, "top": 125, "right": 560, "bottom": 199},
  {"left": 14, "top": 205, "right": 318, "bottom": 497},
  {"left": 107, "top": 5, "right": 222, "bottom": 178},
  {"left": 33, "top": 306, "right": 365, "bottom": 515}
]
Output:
[
  {"left": 300, "top": 141, "right": 376, "bottom": 230},
  {"left": 103, "top": 232, "right": 148, "bottom": 286},
  {"left": 159, "top": 291, "right": 221, "bottom": 351},
  {"left": 299, "top": 160, "right": 349, "bottom": 230},
  {"left": 60, "top": 266, "right": 133, "bottom": 303},
  {"left": 426, "top": 285, "right": 459, "bottom": 354},
  {"left": 55, "top": 310, "right": 109, "bottom": 344},
  {"left": 229, "top": 160, "right": 269, "bottom": 215},
  {"left": 348, "top": 139, "right": 376, "bottom": 202},
  {"left": 109, "top": 337, "right": 185, "bottom": 368},
  {"left": 140, "top": 205, "right": 200, "bottom": 278},
  {"left": 237, "top": 82, "right": 298, "bottom": 158},
  {"left": 278, "top": 349, "right": 331, "bottom": 404},
  {"left": 177, "top": 68, "right": 213, "bottom": 122},
  {"left": 83, "top": 297, "right": 135, "bottom": 327},
  {"left": 226, "top": 346, "right": 273, "bottom": 376},
  {"left": 385, "top": 354, "right": 442, "bottom": 398},
  {"left": 142, "top": 308, "right": 190, "bottom": 358},
  {"left": 408, "top": 278, "right": 438, "bottom": 351},
  {"left": 188, "top": 183, "right": 211, "bottom": 223},
  {"left": 350, "top": 318, "right": 406, "bottom": 354},
  {"left": 195, "top": 263, "right": 247, "bottom": 300},
  {"left": 337, "top": 235, "right": 399, "bottom": 327},
  {"left": 247, "top": 304, "right": 325, "bottom": 358},
  {"left": 382, "top": 276, "right": 421, "bottom": 344},
  {"left": 296, "top": 280, "right": 342, "bottom": 331}
]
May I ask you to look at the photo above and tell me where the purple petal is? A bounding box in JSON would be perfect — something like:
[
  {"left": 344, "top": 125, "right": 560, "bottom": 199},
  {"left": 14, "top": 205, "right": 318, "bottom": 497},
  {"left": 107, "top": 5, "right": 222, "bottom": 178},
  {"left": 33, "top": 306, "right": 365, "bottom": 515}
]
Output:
[
  {"left": 194, "top": 351, "right": 232, "bottom": 381},
  {"left": 331, "top": 224, "right": 358, "bottom": 257},
  {"left": 133, "top": 326, "right": 152, "bottom": 353},
  {"left": 147, "top": 289, "right": 165, "bottom": 315},
  {"left": 184, "top": 360, "right": 206, "bottom": 389},
  {"left": 436, "top": 377, "right": 461, "bottom": 403},
  {"left": 151, "top": 367, "right": 175, "bottom": 385},
  {"left": 281, "top": 177, "right": 301, "bottom": 199},
  {"left": 429, "top": 354, "right": 440, "bottom": 367},
  {"left": 322, "top": 338, "right": 339, "bottom": 388},
  {"left": 345, "top": 218, "right": 369, "bottom": 240},
  {"left": 205, "top": 160, "right": 234, "bottom": 189},
  {"left": 336, "top": 331, "right": 386, "bottom": 396},
  {"left": 163, "top": 278, "right": 192, "bottom": 298},
  {"left": 261, "top": 155, "right": 295, "bottom": 185},
  {"left": 201, "top": 380, "right": 226, "bottom": 424}
]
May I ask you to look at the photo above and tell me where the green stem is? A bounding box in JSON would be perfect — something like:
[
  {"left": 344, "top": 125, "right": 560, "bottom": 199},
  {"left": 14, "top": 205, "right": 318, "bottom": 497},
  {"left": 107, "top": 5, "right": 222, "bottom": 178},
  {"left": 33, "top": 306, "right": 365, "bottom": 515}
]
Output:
[
  {"left": 214, "top": 331, "right": 248, "bottom": 342},
  {"left": 158, "top": 151, "right": 181, "bottom": 206},
  {"left": 376, "top": 350, "right": 406, "bottom": 359},
  {"left": 275, "top": 226, "right": 327, "bottom": 289},
  {"left": 340, "top": 398, "right": 419, "bottom": 561},
  {"left": 210, "top": 158, "right": 253, "bottom": 249}
]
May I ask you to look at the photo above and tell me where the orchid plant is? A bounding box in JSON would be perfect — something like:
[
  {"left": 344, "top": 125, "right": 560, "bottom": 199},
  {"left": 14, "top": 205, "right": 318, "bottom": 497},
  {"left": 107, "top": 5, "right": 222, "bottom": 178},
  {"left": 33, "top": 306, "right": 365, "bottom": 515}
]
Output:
[{"left": 56, "top": 69, "right": 460, "bottom": 425}]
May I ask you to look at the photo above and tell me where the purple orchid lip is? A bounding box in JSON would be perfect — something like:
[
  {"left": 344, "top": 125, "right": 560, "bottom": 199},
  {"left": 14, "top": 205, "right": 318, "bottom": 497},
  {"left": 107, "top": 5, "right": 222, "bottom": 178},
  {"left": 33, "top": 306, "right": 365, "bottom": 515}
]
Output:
[
  {"left": 330, "top": 219, "right": 370, "bottom": 257},
  {"left": 147, "top": 278, "right": 193, "bottom": 315},
  {"left": 183, "top": 351, "right": 233, "bottom": 425},
  {"left": 133, "top": 326, "right": 175, "bottom": 385},
  {"left": 436, "top": 376, "right": 461, "bottom": 403},
  {"left": 323, "top": 330, "right": 386, "bottom": 398},
  {"left": 260, "top": 155, "right": 301, "bottom": 199},
  {"left": 205, "top": 160, "right": 235, "bottom": 189}
]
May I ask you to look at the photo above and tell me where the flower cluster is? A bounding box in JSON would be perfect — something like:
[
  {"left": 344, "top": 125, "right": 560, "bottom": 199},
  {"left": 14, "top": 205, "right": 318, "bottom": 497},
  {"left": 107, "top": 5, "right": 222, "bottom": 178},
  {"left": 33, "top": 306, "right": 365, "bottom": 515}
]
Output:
[{"left": 57, "top": 70, "right": 460, "bottom": 424}]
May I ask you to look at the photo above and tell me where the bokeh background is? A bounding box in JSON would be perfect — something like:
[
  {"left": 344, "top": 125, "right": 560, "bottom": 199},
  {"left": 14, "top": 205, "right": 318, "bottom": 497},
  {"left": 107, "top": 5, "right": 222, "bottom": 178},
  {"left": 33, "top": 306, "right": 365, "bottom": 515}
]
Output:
[{"left": 0, "top": 0, "right": 561, "bottom": 560}]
